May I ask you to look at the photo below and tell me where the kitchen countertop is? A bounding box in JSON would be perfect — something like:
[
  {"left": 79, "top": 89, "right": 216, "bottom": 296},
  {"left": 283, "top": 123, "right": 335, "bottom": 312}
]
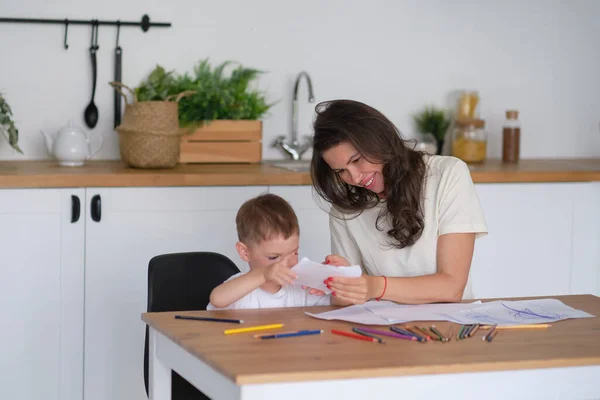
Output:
[{"left": 0, "top": 158, "right": 599, "bottom": 188}]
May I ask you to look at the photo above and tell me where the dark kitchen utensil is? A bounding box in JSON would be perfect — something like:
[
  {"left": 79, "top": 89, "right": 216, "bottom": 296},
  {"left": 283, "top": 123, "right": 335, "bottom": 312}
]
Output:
[
  {"left": 114, "top": 22, "right": 122, "bottom": 129},
  {"left": 84, "top": 21, "right": 99, "bottom": 129}
]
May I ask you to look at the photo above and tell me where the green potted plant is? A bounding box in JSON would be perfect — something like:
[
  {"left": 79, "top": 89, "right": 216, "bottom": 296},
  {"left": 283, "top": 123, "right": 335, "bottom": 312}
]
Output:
[
  {"left": 0, "top": 93, "right": 23, "bottom": 154},
  {"left": 161, "top": 58, "right": 272, "bottom": 163},
  {"left": 413, "top": 106, "right": 451, "bottom": 155}
]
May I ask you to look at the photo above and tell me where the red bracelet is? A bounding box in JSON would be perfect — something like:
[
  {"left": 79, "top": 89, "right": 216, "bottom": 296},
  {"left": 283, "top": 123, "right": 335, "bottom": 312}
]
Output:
[{"left": 376, "top": 276, "right": 387, "bottom": 301}]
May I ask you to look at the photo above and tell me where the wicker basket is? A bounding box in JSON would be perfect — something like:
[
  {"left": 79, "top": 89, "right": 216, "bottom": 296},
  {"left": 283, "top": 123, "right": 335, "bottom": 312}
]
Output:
[{"left": 109, "top": 82, "right": 194, "bottom": 169}]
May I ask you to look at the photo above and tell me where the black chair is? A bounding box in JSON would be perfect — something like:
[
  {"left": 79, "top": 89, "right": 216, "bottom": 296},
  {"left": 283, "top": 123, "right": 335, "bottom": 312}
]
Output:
[{"left": 143, "top": 252, "right": 240, "bottom": 400}]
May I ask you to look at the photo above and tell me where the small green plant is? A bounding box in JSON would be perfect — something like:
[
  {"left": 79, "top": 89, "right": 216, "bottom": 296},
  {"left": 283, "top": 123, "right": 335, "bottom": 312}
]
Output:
[
  {"left": 173, "top": 59, "right": 272, "bottom": 125},
  {"left": 0, "top": 93, "right": 23, "bottom": 154},
  {"left": 413, "top": 106, "right": 452, "bottom": 143},
  {"left": 134, "top": 59, "right": 273, "bottom": 126},
  {"left": 134, "top": 65, "right": 178, "bottom": 102}
]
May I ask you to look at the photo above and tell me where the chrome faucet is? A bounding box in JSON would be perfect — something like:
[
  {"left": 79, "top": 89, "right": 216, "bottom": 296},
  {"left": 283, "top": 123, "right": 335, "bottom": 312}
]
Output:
[{"left": 273, "top": 71, "right": 315, "bottom": 160}]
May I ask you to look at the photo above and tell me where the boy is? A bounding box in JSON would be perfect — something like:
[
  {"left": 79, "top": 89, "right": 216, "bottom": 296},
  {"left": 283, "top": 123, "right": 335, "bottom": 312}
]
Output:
[{"left": 207, "top": 193, "right": 347, "bottom": 309}]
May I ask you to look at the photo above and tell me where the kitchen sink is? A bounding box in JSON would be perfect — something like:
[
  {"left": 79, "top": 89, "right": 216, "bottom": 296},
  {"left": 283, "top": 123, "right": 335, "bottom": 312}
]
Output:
[{"left": 264, "top": 159, "right": 312, "bottom": 172}]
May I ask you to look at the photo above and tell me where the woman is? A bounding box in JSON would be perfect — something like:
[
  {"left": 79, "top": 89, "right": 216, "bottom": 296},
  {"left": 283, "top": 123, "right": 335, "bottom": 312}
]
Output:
[{"left": 310, "top": 99, "right": 487, "bottom": 305}]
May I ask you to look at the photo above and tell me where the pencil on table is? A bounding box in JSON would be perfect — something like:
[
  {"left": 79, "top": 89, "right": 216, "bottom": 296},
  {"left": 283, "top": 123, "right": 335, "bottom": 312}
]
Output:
[
  {"left": 391, "top": 326, "right": 427, "bottom": 342},
  {"left": 352, "top": 327, "right": 385, "bottom": 344},
  {"left": 468, "top": 324, "right": 480, "bottom": 337},
  {"left": 457, "top": 325, "right": 466, "bottom": 340},
  {"left": 413, "top": 326, "right": 434, "bottom": 341},
  {"left": 224, "top": 323, "right": 284, "bottom": 335},
  {"left": 331, "top": 329, "right": 381, "bottom": 343},
  {"left": 481, "top": 324, "right": 551, "bottom": 330},
  {"left": 447, "top": 325, "right": 454, "bottom": 342},
  {"left": 482, "top": 325, "right": 497, "bottom": 341},
  {"left": 429, "top": 325, "right": 447, "bottom": 342},
  {"left": 486, "top": 329, "right": 499, "bottom": 342}
]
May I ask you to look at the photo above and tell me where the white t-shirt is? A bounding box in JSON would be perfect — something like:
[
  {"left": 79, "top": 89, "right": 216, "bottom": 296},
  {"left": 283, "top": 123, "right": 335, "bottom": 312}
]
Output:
[
  {"left": 206, "top": 272, "right": 332, "bottom": 310},
  {"left": 330, "top": 155, "right": 488, "bottom": 299}
]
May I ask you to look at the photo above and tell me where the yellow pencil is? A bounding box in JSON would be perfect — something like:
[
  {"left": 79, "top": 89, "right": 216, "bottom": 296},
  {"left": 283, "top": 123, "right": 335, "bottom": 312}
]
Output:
[
  {"left": 481, "top": 324, "right": 551, "bottom": 330},
  {"left": 224, "top": 323, "right": 284, "bottom": 335}
]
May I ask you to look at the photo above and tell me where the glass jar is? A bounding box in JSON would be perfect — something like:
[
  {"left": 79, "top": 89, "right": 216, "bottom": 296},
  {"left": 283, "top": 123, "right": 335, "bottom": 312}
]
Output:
[{"left": 451, "top": 118, "right": 487, "bottom": 163}]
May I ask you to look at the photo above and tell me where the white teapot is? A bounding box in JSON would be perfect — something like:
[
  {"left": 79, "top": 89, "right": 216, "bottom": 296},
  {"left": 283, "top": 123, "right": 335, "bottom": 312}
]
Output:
[{"left": 41, "top": 121, "right": 103, "bottom": 166}]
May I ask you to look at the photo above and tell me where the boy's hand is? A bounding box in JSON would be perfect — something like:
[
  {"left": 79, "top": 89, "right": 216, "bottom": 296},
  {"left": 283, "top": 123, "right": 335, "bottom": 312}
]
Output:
[{"left": 263, "top": 257, "right": 297, "bottom": 286}]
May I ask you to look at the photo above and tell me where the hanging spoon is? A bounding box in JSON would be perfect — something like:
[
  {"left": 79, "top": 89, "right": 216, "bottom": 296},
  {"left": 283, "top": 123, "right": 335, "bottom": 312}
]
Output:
[{"left": 84, "top": 21, "right": 99, "bottom": 129}]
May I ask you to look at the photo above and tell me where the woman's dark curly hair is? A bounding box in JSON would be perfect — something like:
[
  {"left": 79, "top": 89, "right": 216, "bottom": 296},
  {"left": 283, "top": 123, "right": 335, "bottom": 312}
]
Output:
[{"left": 311, "top": 99, "right": 427, "bottom": 249}]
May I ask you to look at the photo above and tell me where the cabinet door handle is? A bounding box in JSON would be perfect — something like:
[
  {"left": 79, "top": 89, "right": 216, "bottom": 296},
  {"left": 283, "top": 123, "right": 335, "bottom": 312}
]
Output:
[
  {"left": 91, "top": 194, "right": 102, "bottom": 222},
  {"left": 71, "top": 195, "right": 81, "bottom": 223}
]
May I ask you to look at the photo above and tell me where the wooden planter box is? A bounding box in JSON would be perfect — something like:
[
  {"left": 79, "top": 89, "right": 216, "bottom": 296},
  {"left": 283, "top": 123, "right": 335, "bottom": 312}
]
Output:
[{"left": 179, "top": 120, "right": 262, "bottom": 164}]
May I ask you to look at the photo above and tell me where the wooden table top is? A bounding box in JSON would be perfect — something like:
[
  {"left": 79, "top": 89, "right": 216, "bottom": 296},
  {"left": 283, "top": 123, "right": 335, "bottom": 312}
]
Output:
[
  {"left": 0, "top": 158, "right": 599, "bottom": 188},
  {"left": 142, "top": 294, "right": 600, "bottom": 385}
]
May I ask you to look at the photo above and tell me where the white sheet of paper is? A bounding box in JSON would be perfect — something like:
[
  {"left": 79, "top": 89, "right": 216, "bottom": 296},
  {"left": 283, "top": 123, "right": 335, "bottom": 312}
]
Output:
[
  {"left": 291, "top": 257, "right": 362, "bottom": 294},
  {"left": 305, "top": 298, "right": 594, "bottom": 326},
  {"left": 305, "top": 304, "right": 394, "bottom": 325},
  {"left": 445, "top": 298, "right": 595, "bottom": 326},
  {"left": 363, "top": 300, "right": 483, "bottom": 323}
]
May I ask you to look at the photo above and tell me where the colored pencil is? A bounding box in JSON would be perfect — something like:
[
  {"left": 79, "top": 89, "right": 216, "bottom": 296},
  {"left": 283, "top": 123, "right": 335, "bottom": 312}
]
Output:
[
  {"left": 481, "top": 324, "right": 551, "bottom": 330},
  {"left": 468, "top": 324, "right": 481, "bottom": 337},
  {"left": 413, "top": 326, "right": 434, "bottom": 341},
  {"left": 331, "top": 329, "right": 380, "bottom": 343},
  {"left": 482, "top": 325, "right": 497, "bottom": 341},
  {"left": 486, "top": 329, "right": 499, "bottom": 342},
  {"left": 390, "top": 326, "right": 427, "bottom": 342},
  {"left": 462, "top": 324, "right": 475, "bottom": 339},
  {"left": 224, "top": 323, "right": 284, "bottom": 335},
  {"left": 174, "top": 315, "right": 244, "bottom": 324},
  {"left": 259, "top": 329, "right": 323, "bottom": 340},
  {"left": 457, "top": 325, "right": 466, "bottom": 340},
  {"left": 352, "top": 328, "right": 385, "bottom": 343},
  {"left": 430, "top": 325, "right": 448, "bottom": 342},
  {"left": 447, "top": 325, "right": 455, "bottom": 341},
  {"left": 359, "top": 327, "right": 421, "bottom": 342},
  {"left": 253, "top": 330, "right": 317, "bottom": 339}
]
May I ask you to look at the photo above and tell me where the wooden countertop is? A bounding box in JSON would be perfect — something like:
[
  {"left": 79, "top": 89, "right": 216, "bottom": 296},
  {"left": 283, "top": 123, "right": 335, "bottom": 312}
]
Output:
[
  {"left": 142, "top": 294, "right": 600, "bottom": 385},
  {"left": 0, "top": 158, "right": 599, "bottom": 188}
]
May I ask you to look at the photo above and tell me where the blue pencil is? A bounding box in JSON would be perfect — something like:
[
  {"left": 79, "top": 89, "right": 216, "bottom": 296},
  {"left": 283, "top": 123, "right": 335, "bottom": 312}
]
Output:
[{"left": 259, "top": 329, "right": 324, "bottom": 340}]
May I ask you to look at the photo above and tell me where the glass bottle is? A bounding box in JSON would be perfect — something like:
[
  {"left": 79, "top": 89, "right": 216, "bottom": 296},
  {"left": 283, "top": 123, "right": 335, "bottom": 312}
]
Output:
[
  {"left": 451, "top": 118, "right": 487, "bottom": 164},
  {"left": 502, "top": 110, "right": 520, "bottom": 163}
]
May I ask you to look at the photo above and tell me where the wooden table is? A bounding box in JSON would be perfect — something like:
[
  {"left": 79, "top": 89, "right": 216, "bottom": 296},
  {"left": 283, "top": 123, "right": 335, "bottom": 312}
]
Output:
[{"left": 142, "top": 294, "right": 600, "bottom": 400}]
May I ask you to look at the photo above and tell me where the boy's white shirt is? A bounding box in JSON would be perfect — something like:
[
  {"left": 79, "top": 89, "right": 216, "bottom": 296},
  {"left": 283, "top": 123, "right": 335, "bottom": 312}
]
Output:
[{"left": 206, "top": 272, "right": 332, "bottom": 310}]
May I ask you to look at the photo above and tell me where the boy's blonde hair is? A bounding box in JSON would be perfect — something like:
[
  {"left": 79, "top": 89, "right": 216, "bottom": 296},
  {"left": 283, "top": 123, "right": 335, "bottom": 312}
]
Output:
[{"left": 236, "top": 193, "right": 299, "bottom": 246}]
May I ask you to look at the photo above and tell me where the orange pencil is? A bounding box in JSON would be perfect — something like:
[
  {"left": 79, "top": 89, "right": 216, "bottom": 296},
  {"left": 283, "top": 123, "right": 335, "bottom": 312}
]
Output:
[{"left": 481, "top": 324, "right": 551, "bottom": 330}]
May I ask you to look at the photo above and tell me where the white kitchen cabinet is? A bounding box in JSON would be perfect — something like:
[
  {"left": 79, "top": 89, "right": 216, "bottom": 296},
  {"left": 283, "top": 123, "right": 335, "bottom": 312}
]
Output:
[
  {"left": 570, "top": 182, "right": 600, "bottom": 296},
  {"left": 83, "top": 186, "right": 267, "bottom": 400},
  {"left": 470, "top": 182, "right": 597, "bottom": 299},
  {"left": 0, "top": 189, "right": 84, "bottom": 400},
  {"left": 268, "top": 186, "right": 332, "bottom": 261}
]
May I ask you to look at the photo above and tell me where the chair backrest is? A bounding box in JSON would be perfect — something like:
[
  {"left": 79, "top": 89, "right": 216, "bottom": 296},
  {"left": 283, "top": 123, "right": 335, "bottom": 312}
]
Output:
[{"left": 143, "top": 252, "right": 240, "bottom": 399}]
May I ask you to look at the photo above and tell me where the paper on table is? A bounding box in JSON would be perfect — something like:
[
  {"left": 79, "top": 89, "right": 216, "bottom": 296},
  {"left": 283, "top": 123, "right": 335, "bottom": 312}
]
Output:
[
  {"left": 363, "top": 300, "right": 483, "bottom": 323},
  {"left": 305, "top": 304, "right": 394, "bottom": 325},
  {"left": 291, "top": 257, "right": 362, "bottom": 294},
  {"left": 305, "top": 301, "right": 483, "bottom": 325},
  {"left": 445, "top": 298, "right": 595, "bottom": 326}
]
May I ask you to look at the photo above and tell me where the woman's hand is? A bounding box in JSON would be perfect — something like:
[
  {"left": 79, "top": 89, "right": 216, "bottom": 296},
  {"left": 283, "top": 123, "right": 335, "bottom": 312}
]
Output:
[
  {"left": 326, "top": 275, "right": 383, "bottom": 305},
  {"left": 324, "top": 254, "right": 350, "bottom": 267}
]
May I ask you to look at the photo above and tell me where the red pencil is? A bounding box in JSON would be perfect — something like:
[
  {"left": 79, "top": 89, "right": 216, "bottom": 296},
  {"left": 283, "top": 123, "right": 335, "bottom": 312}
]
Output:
[{"left": 331, "top": 329, "right": 379, "bottom": 343}]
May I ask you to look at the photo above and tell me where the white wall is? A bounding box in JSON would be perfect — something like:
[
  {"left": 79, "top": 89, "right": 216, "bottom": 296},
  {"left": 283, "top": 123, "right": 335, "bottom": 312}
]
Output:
[{"left": 1, "top": 0, "right": 599, "bottom": 161}]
